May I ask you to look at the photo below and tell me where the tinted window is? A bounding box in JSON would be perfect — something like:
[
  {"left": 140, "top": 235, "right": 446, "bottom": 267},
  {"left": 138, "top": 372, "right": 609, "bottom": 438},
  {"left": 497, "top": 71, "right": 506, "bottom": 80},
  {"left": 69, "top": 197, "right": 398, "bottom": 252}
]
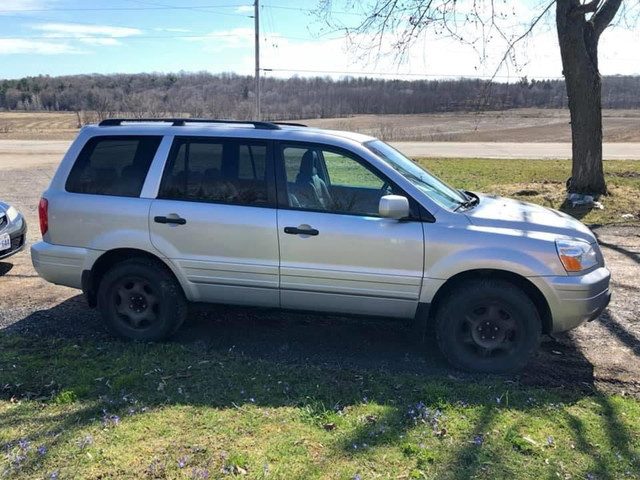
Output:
[
  {"left": 66, "top": 136, "right": 161, "bottom": 197},
  {"left": 159, "top": 138, "right": 269, "bottom": 206},
  {"left": 283, "top": 145, "right": 393, "bottom": 216}
]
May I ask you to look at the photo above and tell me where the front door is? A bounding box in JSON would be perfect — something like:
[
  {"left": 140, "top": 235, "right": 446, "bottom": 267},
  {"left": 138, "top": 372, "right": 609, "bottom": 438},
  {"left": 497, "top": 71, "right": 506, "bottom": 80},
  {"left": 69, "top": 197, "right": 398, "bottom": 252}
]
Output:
[
  {"left": 276, "top": 143, "right": 425, "bottom": 318},
  {"left": 149, "top": 136, "right": 279, "bottom": 307}
]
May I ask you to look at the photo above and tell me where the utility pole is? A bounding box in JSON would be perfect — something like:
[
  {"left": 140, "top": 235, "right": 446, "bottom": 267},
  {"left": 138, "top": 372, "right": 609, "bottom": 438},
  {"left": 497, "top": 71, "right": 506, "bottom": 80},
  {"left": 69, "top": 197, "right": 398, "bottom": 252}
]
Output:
[{"left": 254, "top": 0, "right": 260, "bottom": 120}]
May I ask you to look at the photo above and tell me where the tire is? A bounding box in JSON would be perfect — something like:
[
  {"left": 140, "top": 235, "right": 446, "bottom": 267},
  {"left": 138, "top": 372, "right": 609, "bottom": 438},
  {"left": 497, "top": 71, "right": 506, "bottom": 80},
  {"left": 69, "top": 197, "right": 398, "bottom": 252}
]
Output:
[
  {"left": 435, "top": 279, "right": 541, "bottom": 373},
  {"left": 97, "top": 258, "right": 187, "bottom": 341}
]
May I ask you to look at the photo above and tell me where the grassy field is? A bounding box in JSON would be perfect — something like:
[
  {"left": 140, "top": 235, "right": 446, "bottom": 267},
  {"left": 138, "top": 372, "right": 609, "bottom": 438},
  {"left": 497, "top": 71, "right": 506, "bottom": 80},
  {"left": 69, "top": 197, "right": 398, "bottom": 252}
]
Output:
[
  {"left": 1, "top": 335, "right": 639, "bottom": 480},
  {"left": 420, "top": 158, "right": 640, "bottom": 225}
]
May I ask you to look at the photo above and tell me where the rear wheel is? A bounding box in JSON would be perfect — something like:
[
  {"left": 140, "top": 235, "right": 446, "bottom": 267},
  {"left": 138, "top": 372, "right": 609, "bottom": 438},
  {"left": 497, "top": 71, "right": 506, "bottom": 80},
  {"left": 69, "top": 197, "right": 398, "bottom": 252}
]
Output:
[
  {"left": 97, "top": 258, "right": 187, "bottom": 341},
  {"left": 435, "top": 279, "right": 541, "bottom": 373}
]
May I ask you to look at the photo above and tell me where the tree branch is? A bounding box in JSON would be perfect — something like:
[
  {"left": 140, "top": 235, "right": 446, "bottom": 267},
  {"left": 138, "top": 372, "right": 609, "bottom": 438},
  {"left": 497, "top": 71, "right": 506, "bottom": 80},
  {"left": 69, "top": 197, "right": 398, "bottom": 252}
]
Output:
[
  {"left": 593, "top": 0, "right": 623, "bottom": 36},
  {"left": 575, "top": 0, "right": 600, "bottom": 14}
]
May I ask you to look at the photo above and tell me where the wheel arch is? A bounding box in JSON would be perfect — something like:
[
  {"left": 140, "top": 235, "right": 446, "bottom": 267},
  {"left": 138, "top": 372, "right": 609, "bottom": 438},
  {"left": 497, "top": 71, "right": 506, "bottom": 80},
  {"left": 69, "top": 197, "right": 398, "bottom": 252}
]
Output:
[
  {"left": 426, "top": 269, "right": 552, "bottom": 335},
  {"left": 82, "top": 248, "right": 185, "bottom": 307}
]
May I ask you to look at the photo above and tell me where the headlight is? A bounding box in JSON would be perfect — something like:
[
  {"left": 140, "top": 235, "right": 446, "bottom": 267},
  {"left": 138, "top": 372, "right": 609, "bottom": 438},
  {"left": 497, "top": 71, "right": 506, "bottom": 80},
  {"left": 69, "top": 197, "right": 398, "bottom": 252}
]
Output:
[
  {"left": 6, "top": 206, "right": 20, "bottom": 223},
  {"left": 555, "top": 239, "right": 598, "bottom": 273}
]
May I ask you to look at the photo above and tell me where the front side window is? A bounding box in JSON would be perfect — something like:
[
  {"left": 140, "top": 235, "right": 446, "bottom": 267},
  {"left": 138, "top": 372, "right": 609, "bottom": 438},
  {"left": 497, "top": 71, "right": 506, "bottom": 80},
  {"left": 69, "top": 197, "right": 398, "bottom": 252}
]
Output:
[
  {"left": 365, "top": 140, "right": 467, "bottom": 210},
  {"left": 159, "top": 138, "right": 269, "bottom": 206},
  {"left": 66, "top": 136, "right": 161, "bottom": 197},
  {"left": 282, "top": 145, "right": 395, "bottom": 216}
]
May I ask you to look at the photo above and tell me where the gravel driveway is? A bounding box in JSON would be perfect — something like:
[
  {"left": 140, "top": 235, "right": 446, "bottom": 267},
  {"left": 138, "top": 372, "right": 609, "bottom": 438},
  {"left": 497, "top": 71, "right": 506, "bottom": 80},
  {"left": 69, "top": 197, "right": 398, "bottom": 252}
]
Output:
[{"left": 1, "top": 152, "right": 639, "bottom": 397}]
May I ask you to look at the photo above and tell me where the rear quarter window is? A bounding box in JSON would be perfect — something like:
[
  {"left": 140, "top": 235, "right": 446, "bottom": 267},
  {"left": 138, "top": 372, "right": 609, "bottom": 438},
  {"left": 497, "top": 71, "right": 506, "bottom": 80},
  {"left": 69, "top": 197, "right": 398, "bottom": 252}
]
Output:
[{"left": 66, "top": 136, "right": 162, "bottom": 197}]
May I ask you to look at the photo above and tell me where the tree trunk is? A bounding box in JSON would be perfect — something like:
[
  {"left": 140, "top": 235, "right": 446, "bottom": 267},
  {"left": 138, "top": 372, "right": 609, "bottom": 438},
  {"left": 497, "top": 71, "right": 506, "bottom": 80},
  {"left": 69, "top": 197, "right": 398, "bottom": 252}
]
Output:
[{"left": 556, "top": 0, "right": 607, "bottom": 195}]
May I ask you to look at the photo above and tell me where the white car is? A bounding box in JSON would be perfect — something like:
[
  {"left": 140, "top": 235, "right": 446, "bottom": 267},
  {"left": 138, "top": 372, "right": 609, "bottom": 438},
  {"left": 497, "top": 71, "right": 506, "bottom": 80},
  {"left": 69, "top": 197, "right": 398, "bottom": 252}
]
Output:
[
  {"left": 0, "top": 200, "right": 27, "bottom": 262},
  {"left": 31, "top": 119, "right": 610, "bottom": 372}
]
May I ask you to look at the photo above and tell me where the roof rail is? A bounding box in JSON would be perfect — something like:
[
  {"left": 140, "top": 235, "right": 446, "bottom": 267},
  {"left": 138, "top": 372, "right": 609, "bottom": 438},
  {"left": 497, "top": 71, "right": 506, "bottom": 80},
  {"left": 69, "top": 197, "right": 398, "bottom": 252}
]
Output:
[
  {"left": 98, "top": 118, "right": 281, "bottom": 130},
  {"left": 272, "top": 121, "right": 308, "bottom": 127}
]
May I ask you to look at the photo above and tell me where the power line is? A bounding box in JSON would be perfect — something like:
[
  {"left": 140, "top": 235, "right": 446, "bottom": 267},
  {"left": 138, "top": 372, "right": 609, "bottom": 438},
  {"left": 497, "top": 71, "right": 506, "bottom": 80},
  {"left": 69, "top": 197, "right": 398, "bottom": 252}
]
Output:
[
  {"left": 261, "top": 67, "right": 564, "bottom": 80},
  {"left": 0, "top": 4, "right": 249, "bottom": 12},
  {"left": 262, "top": 2, "right": 364, "bottom": 17},
  {"left": 0, "top": 33, "right": 331, "bottom": 41}
]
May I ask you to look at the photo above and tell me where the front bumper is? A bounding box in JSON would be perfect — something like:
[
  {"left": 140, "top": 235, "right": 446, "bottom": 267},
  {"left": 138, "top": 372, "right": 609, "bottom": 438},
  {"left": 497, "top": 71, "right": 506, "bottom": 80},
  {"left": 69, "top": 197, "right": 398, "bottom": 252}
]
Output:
[
  {"left": 0, "top": 215, "right": 27, "bottom": 261},
  {"left": 531, "top": 267, "right": 611, "bottom": 333}
]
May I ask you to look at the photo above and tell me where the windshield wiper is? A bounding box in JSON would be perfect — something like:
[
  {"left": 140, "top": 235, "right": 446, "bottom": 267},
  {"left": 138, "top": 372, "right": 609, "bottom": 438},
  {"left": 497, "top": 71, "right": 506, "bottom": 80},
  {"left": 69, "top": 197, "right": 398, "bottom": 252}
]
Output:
[{"left": 453, "top": 191, "right": 480, "bottom": 212}]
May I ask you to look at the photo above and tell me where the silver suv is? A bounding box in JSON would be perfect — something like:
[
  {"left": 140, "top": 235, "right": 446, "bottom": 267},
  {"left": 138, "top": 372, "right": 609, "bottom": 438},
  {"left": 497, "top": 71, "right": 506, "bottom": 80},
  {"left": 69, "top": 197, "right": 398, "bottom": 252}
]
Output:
[{"left": 32, "top": 119, "right": 611, "bottom": 372}]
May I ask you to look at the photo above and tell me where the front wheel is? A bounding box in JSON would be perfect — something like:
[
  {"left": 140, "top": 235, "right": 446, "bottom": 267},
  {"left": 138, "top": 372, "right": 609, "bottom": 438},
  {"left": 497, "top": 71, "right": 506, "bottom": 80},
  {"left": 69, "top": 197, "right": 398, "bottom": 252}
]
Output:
[
  {"left": 435, "top": 279, "right": 541, "bottom": 373},
  {"left": 97, "top": 258, "right": 187, "bottom": 341}
]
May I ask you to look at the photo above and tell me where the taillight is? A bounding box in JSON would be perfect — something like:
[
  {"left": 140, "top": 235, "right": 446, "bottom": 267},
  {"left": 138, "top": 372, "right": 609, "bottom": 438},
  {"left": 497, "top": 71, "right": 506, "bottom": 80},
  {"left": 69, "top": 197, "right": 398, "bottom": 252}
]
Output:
[{"left": 38, "top": 197, "right": 49, "bottom": 236}]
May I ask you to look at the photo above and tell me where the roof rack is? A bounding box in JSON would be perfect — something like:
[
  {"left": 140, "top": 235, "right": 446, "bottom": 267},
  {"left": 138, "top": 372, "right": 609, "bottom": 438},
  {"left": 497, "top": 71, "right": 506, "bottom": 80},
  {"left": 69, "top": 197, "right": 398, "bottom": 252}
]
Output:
[
  {"left": 272, "top": 121, "right": 308, "bottom": 128},
  {"left": 98, "top": 118, "right": 282, "bottom": 130}
]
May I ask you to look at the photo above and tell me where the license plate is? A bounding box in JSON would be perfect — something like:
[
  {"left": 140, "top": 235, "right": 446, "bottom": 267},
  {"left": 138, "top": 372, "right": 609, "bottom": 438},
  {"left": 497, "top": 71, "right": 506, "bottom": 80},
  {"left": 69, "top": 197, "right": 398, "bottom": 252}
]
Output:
[{"left": 0, "top": 233, "right": 10, "bottom": 251}]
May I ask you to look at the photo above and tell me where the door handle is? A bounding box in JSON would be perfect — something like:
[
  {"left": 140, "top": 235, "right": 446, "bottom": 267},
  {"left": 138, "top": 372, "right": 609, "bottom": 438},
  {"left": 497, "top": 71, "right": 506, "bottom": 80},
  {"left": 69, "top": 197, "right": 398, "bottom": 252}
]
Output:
[
  {"left": 284, "top": 226, "right": 319, "bottom": 236},
  {"left": 154, "top": 216, "right": 187, "bottom": 225}
]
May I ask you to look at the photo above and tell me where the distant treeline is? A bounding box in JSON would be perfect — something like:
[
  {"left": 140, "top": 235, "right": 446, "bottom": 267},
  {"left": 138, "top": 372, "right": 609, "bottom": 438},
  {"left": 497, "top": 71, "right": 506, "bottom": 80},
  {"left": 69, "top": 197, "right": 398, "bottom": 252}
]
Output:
[{"left": 0, "top": 72, "right": 638, "bottom": 120}]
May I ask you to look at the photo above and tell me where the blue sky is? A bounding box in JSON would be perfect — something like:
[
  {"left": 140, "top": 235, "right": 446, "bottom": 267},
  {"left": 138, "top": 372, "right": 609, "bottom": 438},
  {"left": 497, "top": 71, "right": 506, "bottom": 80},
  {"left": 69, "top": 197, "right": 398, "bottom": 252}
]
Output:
[{"left": 0, "top": 0, "right": 638, "bottom": 80}]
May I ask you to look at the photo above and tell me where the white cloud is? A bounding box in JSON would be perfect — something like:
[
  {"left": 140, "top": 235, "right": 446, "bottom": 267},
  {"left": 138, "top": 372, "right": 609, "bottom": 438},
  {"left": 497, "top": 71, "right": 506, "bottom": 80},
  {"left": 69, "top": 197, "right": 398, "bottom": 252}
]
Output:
[
  {"left": 30, "top": 23, "right": 142, "bottom": 47},
  {"left": 0, "top": 0, "right": 51, "bottom": 15},
  {"left": 250, "top": 11, "right": 639, "bottom": 81},
  {"left": 182, "top": 27, "right": 253, "bottom": 51},
  {"left": 33, "top": 23, "right": 142, "bottom": 37},
  {"left": 0, "top": 39, "right": 83, "bottom": 55},
  {"left": 154, "top": 27, "right": 192, "bottom": 33},
  {"left": 235, "top": 6, "right": 253, "bottom": 13}
]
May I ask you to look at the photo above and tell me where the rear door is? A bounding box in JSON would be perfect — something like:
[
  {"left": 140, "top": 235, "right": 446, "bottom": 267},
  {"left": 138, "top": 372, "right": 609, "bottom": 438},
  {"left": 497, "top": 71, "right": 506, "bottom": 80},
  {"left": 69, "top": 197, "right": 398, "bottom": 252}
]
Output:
[
  {"left": 149, "top": 136, "right": 280, "bottom": 307},
  {"left": 276, "top": 142, "right": 425, "bottom": 318}
]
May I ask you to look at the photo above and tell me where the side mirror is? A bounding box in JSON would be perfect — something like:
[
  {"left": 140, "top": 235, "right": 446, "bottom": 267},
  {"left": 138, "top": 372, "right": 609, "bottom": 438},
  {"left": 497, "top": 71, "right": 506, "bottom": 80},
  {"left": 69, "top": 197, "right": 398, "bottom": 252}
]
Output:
[{"left": 379, "top": 195, "right": 410, "bottom": 220}]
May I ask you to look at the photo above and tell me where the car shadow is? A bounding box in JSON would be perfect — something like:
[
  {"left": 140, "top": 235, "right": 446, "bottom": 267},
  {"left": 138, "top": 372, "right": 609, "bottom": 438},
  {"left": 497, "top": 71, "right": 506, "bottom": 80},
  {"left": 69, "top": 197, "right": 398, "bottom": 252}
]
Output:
[
  {"left": 2, "top": 296, "right": 634, "bottom": 478},
  {"left": 0, "top": 261, "right": 13, "bottom": 276},
  {"left": 4, "top": 294, "right": 597, "bottom": 391}
]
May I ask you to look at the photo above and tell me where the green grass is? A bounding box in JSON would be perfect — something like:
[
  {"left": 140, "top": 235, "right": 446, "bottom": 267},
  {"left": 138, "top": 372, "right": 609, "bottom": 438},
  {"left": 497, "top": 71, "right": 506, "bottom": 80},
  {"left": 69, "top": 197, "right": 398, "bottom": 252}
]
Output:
[
  {"left": 1, "top": 335, "right": 639, "bottom": 479},
  {"left": 418, "top": 158, "right": 640, "bottom": 225}
]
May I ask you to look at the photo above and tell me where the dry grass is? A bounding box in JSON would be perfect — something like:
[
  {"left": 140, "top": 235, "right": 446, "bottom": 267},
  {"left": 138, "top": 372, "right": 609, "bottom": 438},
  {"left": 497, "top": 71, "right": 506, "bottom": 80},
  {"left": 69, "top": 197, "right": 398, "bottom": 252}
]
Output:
[
  {"left": 2, "top": 109, "right": 640, "bottom": 143},
  {"left": 302, "top": 109, "right": 640, "bottom": 142},
  {"left": 0, "top": 112, "right": 79, "bottom": 140}
]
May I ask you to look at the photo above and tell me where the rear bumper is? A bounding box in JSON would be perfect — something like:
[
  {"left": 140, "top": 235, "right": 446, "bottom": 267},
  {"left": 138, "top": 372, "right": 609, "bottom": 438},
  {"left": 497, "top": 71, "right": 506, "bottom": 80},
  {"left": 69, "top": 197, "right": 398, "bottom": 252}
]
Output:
[
  {"left": 31, "top": 241, "right": 89, "bottom": 289},
  {"left": 531, "top": 267, "right": 611, "bottom": 333},
  {"left": 0, "top": 216, "right": 27, "bottom": 261}
]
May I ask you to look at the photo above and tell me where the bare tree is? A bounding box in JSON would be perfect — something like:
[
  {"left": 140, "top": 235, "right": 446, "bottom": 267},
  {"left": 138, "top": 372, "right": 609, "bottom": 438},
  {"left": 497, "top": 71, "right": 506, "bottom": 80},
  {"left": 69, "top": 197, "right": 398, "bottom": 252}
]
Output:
[{"left": 316, "top": 0, "right": 633, "bottom": 195}]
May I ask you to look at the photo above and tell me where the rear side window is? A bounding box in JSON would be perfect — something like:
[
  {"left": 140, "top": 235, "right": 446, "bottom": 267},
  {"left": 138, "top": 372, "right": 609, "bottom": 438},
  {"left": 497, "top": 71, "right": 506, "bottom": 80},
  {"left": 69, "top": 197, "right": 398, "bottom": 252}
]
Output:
[
  {"left": 158, "top": 138, "right": 270, "bottom": 206},
  {"left": 66, "top": 136, "right": 161, "bottom": 197}
]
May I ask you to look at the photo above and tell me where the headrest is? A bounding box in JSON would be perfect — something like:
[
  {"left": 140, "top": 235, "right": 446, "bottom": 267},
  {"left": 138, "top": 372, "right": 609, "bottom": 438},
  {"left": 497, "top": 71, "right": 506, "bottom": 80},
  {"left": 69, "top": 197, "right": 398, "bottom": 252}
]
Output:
[{"left": 299, "top": 150, "right": 318, "bottom": 178}]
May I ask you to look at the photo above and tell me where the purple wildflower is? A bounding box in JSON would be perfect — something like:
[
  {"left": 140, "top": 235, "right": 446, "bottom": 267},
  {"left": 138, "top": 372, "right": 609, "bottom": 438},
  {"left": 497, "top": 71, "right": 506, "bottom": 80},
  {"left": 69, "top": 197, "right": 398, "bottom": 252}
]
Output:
[
  {"left": 496, "top": 397, "right": 501, "bottom": 405},
  {"left": 37, "top": 445, "right": 47, "bottom": 456},
  {"left": 474, "top": 435, "right": 484, "bottom": 446},
  {"left": 354, "top": 475, "right": 362, "bottom": 480},
  {"left": 586, "top": 474, "right": 595, "bottom": 480},
  {"left": 547, "top": 435, "right": 554, "bottom": 446},
  {"left": 50, "top": 472, "right": 59, "bottom": 479},
  {"left": 18, "top": 440, "right": 30, "bottom": 450}
]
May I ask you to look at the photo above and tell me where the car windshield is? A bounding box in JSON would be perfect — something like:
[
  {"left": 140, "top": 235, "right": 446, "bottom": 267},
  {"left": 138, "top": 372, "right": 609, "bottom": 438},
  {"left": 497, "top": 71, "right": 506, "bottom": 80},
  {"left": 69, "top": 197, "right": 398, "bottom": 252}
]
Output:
[{"left": 364, "top": 140, "right": 467, "bottom": 210}]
